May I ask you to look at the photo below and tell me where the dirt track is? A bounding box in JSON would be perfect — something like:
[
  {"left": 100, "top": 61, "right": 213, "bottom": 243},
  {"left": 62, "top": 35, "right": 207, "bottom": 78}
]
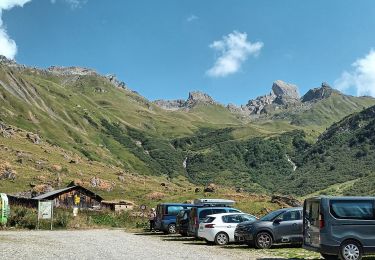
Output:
[{"left": 0, "top": 229, "right": 279, "bottom": 260}]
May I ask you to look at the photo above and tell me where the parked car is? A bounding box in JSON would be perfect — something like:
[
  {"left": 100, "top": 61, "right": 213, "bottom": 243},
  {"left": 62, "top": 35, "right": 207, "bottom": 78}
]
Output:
[
  {"left": 188, "top": 206, "right": 241, "bottom": 237},
  {"left": 155, "top": 203, "right": 193, "bottom": 234},
  {"left": 198, "top": 213, "right": 257, "bottom": 245},
  {"left": 176, "top": 209, "right": 190, "bottom": 236},
  {"left": 234, "top": 207, "right": 303, "bottom": 249},
  {"left": 303, "top": 196, "right": 375, "bottom": 260}
]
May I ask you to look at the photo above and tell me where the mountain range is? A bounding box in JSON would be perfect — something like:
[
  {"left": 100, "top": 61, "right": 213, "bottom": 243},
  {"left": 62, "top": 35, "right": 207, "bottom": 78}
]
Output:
[{"left": 1, "top": 55, "right": 375, "bottom": 200}]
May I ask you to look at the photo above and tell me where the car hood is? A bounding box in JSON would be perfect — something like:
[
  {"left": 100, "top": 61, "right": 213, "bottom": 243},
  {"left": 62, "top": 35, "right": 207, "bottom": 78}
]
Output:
[{"left": 237, "top": 219, "right": 257, "bottom": 227}]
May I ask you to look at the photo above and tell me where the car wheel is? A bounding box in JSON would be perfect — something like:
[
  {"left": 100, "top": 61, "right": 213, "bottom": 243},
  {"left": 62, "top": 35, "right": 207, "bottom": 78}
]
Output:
[
  {"left": 214, "top": 232, "right": 229, "bottom": 246},
  {"left": 255, "top": 232, "right": 273, "bottom": 249},
  {"left": 340, "top": 240, "right": 362, "bottom": 260},
  {"left": 167, "top": 224, "right": 176, "bottom": 234},
  {"left": 321, "top": 253, "right": 339, "bottom": 260}
]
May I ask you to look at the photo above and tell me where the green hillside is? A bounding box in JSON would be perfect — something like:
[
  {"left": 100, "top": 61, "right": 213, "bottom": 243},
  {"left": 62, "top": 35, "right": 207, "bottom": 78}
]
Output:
[
  {"left": 1, "top": 60, "right": 375, "bottom": 198},
  {"left": 281, "top": 105, "right": 375, "bottom": 196}
]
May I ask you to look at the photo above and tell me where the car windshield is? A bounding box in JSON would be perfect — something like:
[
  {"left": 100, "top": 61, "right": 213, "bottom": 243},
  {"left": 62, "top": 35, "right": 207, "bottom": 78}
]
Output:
[
  {"left": 242, "top": 214, "right": 257, "bottom": 222},
  {"left": 260, "top": 209, "right": 285, "bottom": 221}
]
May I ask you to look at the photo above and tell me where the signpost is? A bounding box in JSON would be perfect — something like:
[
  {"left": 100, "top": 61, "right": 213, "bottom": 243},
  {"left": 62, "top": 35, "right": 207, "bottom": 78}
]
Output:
[{"left": 37, "top": 200, "right": 54, "bottom": 230}]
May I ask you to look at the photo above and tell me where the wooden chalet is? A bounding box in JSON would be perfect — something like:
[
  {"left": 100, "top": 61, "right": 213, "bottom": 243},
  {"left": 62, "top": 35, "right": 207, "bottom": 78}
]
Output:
[
  {"left": 9, "top": 185, "right": 103, "bottom": 209},
  {"left": 33, "top": 185, "right": 103, "bottom": 209}
]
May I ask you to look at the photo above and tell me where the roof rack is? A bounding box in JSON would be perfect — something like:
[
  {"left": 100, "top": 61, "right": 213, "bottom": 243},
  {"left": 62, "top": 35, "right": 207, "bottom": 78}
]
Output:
[{"left": 193, "top": 199, "right": 235, "bottom": 207}]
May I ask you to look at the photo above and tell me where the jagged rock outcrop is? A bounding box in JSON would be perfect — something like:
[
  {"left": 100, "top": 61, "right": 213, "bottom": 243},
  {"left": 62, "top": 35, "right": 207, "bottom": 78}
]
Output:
[
  {"left": 0, "top": 55, "right": 25, "bottom": 70},
  {"left": 105, "top": 74, "right": 129, "bottom": 90},
  {"left": 186, "top": 91, "right": 216, "bottom": 106},
  {"left": 239, "top": 80, "right": 300, "bottom": 116},
  {"left": 47, "top": 66, "right": 97, "bottom": 76},
  {"left": 302, "top": 82, "right": 336, "bottom": 102},
  {"left": 154, "top": 99, "right": 186, "bottom": 111},
  {"left": 154, "top": 91, "right": 218, "bottom": 110},
  {"left": 272, "top": 80, "right": 300, "bottom": 105}
]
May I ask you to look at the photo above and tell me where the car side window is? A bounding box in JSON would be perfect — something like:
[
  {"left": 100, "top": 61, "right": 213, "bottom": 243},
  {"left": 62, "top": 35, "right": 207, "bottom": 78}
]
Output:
[
  {"left": 229, "top": 209, "right": 240, "bottom": 213},
  {"left": 199, "top": 209, "right": 212, "bottom": 219},
  {"left": 222, "top": 215, "right": 242, "bottom": 223},
  {"left": 276, "top": 210, "right": 301, "bottom": 221}
]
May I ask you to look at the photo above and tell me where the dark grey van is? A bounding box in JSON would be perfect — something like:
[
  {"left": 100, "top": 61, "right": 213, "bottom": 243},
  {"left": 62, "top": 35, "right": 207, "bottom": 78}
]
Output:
[{"left": 303, "top": 196, "right": 375, "bottom": 260}]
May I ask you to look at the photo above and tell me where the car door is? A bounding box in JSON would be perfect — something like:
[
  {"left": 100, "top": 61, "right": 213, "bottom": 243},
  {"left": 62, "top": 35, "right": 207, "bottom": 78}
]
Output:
[{"left": 273, "top": 210, "right": 302, "bottom": 243}]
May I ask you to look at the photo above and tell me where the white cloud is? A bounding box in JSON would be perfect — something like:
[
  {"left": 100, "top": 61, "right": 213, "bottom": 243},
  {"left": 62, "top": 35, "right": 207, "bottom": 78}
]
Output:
[
  {"left": 334, "top": 49, "right": 375, "bottom": 97},
  {"left": 187, "top": 14, "right": 198, "bottom": 22},
  {"left": 206, "top": 31, "right": 263, "bottom": 78},
  {"left": 0, "top": 0, "right": 31, "bottom": 60},
  {"left": 51, "top": 0, "right": 87, "bottom": 9}
]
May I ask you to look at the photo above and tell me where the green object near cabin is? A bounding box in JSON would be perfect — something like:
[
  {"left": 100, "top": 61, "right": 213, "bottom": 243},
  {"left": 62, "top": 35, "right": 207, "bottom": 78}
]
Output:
[{"left": 0, "top": 193, "right": 10, "bottom": 225}]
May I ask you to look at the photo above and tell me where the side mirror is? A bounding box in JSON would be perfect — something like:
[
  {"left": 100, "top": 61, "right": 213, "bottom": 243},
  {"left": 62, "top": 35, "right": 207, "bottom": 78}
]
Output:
[{"left": 273, "top": 218, "right": 282, "bottom": 224}]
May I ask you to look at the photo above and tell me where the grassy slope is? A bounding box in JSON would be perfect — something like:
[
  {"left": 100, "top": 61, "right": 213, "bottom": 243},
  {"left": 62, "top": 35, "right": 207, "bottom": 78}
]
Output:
[
  {"left": 280, "top": 105, "right": 375, "bottom": 196},
  {"left": 2, "top": 64, "right": 375, "bottom": 198}
]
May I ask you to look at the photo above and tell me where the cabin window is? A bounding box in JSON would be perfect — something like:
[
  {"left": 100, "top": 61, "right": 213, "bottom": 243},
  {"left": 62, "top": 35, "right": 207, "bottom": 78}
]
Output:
[{"left": 330, "top": 200, "right": 374, "bottom": 220}]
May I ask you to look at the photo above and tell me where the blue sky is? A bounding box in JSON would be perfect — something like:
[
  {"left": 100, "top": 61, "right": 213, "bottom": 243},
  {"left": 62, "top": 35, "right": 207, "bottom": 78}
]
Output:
[{"left": 2, "top": 0, "right": 375, "bottom": 105}]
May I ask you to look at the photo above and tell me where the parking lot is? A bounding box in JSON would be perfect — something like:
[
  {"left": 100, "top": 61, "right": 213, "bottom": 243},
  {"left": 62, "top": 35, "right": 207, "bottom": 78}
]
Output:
[{"left": 0, "top": 229, "right": 320, "bottom": 260}]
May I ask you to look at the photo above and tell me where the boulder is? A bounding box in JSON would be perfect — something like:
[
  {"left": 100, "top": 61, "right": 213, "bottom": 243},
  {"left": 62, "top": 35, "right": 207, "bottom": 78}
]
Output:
[
  {"left": 194, "top": 187, "right": 201, "bottom": 193},
  {"left": 26, "top": 132, "right": 41, "bottom": 144},
  {"left": 204, "top": 183, "right": 216, "bottom": 193},
  {"left": 146, "top": 192, "right": 165, "bottom": 201},
  {"left": 0, "top": 162, "right": 16, "bottom": 180},
  {"left": 271, "top": 195, "right": 301, "bottom": 207},
  {"left": 51, "top": 164, "right": 62, "bottom": 172}
]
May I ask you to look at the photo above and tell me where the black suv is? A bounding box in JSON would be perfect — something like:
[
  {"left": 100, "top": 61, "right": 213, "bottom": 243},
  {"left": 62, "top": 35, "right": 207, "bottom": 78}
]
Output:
[{"left": 234, "top": 207, "right": 303, "bottom": 249}]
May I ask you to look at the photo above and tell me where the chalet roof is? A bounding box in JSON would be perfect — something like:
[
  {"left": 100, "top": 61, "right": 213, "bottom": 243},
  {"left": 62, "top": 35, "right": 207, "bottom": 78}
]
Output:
[{"left": 33, "top": 185, "right": 103, "bottom": 201}]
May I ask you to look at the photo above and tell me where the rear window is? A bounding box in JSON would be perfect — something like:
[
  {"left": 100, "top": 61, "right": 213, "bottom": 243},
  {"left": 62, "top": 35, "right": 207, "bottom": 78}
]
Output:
[
  {"left": 167, "top": 206, "right": 183, "bottom": 215},
  {"left": 203, "top": 217, "right": 215, "bottom": 223},
  {"left": 330, "top": 200, "right": 374, "bottom": 220},
  {"left": 199, "top": 209, "right": 212, "bottom": 219},
  {"left": 212, "top": 209, "right": 227, "bottom": 214}
]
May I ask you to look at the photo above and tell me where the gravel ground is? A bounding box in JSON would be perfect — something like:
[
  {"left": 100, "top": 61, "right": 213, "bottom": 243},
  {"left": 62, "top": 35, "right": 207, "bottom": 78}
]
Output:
[{"left": 0, "top": 229, "right": 278, "bottom": 260}]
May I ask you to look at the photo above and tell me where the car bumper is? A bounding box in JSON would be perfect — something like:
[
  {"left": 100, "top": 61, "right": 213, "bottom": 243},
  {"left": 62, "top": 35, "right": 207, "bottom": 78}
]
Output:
[
  {"left": 198, "top": 229, "right": 216, "bottom": 242},
  {"left": 234, "top": 232, "right": 254, "bottom": 243}
]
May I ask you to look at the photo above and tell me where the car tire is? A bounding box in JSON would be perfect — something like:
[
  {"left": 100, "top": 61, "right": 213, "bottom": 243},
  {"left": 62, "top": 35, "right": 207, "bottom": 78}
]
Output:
[
  {"left": 167, "top": 224, "right": 176, "bottom": 234},
  {"left": 321, "top": 253, "right": 339, "bottom": 260},
  {"left": 214, "top": 232, "right": 229, "bottom": 246},
  {"left": 255, "top": 232, "right": 273, "bottom": 249},
  {"left": 339, "top": 240, "right": 363, "bottom": 260}
]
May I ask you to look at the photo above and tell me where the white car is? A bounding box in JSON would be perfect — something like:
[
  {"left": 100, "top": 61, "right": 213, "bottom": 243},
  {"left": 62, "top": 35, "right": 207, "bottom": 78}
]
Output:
[{"left": 198, "top": 212, "right": 257, "bottom": 245}]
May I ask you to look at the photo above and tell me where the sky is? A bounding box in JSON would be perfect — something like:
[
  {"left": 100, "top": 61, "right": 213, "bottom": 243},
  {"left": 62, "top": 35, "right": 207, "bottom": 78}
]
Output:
[{"left": 2, "top": 0, "right": 375, "bottom": 105}]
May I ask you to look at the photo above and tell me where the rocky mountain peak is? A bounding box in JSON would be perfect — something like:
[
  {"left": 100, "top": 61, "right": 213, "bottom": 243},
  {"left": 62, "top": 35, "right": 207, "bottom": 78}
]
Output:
[
  {"left": 154, "top": 91, "right": 217, "bottom": 111},
  {"left": 302, "top": 82, "right": 336, "bottom": 102},
  {"left": 272, "top": 80, "right": 300, "bottom": 105},
  {"left": 0, "top": 55, "right": 25, "bottom": 69},
  {"left": 237, "top": 80, "right": 300, "bottom": 116},
  {"left": 47, "top": 66, "right": 97, "bottom": 76},
  {"left": 187, "top": 91, "right": 215, "bottom": 105}
]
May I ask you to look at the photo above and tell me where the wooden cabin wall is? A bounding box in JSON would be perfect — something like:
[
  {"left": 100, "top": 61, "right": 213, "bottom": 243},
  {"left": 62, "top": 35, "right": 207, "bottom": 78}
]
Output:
[{"left": 52, "top": 189, "right": 101, "bottom": 209}]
